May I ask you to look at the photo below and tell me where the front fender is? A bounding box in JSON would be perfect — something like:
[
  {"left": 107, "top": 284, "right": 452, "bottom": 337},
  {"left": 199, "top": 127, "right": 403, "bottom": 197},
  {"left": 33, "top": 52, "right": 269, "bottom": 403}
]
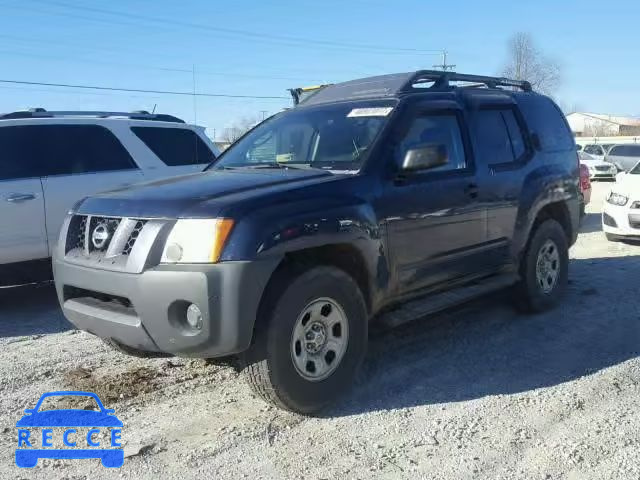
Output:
[{"left": 221, "top": 196, "right": 388, "bottom": 308}]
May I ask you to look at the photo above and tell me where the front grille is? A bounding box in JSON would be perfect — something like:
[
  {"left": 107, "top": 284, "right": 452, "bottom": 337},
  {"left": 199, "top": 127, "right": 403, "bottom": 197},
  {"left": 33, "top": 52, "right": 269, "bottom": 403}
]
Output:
[
  {"left": 88, "top": 217, "right": 121, "bottom": 253},
  {"left": 595, "top": 165, "right": 612, "bottom": 171},
  {"left": 629, "top": 215, "right": 640, "bottom": 229},
  {"left": 65, "top": 215, "right": 148, "bottom": 257},
  {"left": 631, "top": 201, "right": 640, "bottom": 209},
  {"left": 123, "top": 220, "right": 147, "bottom": 255}
]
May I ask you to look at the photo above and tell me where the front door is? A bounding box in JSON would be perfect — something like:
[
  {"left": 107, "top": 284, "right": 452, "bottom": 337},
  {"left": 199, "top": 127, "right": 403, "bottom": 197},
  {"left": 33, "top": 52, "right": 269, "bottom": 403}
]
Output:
[{"left": 382, "top": 108, "right": 487, "bottom": 295}]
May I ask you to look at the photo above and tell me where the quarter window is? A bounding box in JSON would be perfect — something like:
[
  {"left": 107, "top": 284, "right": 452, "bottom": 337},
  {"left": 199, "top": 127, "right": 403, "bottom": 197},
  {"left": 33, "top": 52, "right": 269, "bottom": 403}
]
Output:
[{"left": 132, "top": 127, "right": 217, "bottom": 166}]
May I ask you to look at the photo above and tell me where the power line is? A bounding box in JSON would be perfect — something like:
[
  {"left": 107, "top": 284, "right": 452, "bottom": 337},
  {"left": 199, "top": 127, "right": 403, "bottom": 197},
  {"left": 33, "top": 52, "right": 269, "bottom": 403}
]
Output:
[
  {"left": 0, "top": 79, "right": 289, "bottom": 100},
  {"left": 29, "top": 0, "right": 445, "bottom": 56}
]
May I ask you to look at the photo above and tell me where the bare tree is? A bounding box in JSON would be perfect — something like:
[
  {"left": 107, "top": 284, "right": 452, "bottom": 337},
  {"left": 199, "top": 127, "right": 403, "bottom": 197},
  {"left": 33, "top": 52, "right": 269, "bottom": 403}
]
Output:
[
  {"left": 221, "top": 114, "right": 264, "bottom": 144},
  {"left": 501, "top": 32, "right": 561, "bottom": 96}
]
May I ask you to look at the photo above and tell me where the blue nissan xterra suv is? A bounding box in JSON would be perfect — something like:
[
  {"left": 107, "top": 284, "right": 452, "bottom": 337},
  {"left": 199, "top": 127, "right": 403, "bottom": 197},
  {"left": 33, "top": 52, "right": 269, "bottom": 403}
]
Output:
[{"left": 53, "top": 71, "right": 580, "bottom": 414}]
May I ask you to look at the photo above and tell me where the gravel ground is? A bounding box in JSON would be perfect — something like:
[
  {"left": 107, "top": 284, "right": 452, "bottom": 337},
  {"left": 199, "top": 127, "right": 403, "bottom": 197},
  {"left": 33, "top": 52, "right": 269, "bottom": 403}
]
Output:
[{"left": 1, "top": 181, "right": 638, "bottom": 480}]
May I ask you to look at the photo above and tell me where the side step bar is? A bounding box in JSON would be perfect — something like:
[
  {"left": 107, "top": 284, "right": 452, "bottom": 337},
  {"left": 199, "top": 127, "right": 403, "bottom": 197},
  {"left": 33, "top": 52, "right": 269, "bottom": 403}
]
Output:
[{"left": 378, "top": 273, "right": 519, "bottom": 328}]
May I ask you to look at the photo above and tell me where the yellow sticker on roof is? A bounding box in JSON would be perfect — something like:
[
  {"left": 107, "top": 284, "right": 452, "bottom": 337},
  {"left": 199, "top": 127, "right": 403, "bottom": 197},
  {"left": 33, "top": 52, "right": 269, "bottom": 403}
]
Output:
[{"left": 347, "top": 107, "right": 393, "bottom": 118}]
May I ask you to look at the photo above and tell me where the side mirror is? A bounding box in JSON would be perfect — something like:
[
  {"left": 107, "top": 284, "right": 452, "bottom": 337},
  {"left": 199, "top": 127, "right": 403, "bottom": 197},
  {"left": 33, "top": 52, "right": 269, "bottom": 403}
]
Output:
[
  {"left": 401, "top": 144, "right": 448, "bottom": 173},
  {"left": 24, "top": 408, "right": 35, "bottom": 414}
]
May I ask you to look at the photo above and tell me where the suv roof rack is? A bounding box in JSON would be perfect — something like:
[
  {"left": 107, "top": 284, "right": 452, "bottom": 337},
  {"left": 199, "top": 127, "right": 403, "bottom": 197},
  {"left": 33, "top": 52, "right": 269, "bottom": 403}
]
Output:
[
  {"left": 405, "top": 70, "right": 532, "bottom": 92},
  {"left": 292, "top": 70, "right": 533, "bottom": 107},
  {"left": 0, "top": 108, "right": 186, "bottom": 123}
]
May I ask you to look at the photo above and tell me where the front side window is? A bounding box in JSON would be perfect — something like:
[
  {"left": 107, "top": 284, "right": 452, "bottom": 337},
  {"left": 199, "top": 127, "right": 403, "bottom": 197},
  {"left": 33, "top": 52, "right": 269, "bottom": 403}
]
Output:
[
  {"left": 397, "top": 114, "right": 466, "bottom": 171},
  {"left": 132, "top": 127, "right": 217, "bottom": 166},
  {"left": 209, "top": 100, "right": 395, "bottom": 172}
]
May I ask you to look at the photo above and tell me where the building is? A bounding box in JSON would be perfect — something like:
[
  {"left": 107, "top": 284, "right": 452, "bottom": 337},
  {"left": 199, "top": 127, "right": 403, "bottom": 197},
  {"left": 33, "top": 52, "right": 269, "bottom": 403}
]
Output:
[{"left": 566, "top": 112, "right": 640, "bottom": 137}]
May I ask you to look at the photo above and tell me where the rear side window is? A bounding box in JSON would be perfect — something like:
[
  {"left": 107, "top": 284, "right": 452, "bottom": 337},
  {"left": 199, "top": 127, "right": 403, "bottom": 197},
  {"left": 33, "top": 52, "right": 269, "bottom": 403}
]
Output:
[
  {"left": 516, "top": 96, "right": 574, "bottom": 152},
  {"left": 609, "top": 145, "right": 640, "bottom": 157},
  {"left": 471, "top": 109, "right": 527, "bottom": 164},
  {"left": 132, "top": 127, "right": 217, "bottom": 166},
  {"left": 0, "top": 125, "right": 136, "bottom": 180}
]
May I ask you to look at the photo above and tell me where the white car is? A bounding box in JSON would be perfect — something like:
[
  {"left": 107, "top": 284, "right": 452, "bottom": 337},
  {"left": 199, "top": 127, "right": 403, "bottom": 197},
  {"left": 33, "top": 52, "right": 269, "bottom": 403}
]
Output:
[
  {"left": 582, "top": 143, "right": 614, "bottom": 161},
  {"left": 602, "top": 163, "right": 640, "bottom": 241},
  {"left": 0, "top": 109, "right": 220, "bottom": 284},
  {"left": 578, "top": 151, "right": 617, "bottom": 180}
]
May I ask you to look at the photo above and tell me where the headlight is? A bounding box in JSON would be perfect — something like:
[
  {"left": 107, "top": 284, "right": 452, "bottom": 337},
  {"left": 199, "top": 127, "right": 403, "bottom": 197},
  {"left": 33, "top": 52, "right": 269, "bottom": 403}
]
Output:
[
  {"left": 607, "top": 192, "right": 629, "bottom": 206},
  {"left": 161, "top": 219, "right": 234, "bottom": 263}
]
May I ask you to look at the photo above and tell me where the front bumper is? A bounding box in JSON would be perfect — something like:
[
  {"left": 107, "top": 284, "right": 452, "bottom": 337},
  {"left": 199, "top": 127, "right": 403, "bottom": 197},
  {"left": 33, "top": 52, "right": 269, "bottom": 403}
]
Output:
[
  {"left": 53, "top": 257, "right": 280, "bottom": 358},
  {"left": 602, "top": 202, "right": 640, "bottom": 238}
]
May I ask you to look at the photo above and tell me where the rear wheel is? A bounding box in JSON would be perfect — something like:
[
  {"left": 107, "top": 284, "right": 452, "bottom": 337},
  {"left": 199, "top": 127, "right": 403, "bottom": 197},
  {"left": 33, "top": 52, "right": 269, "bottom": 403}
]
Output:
[
  {"left": 239, "top": 266, "right": 367, "bottom": 414},
  {"left": 514, "top": 219, "right": 569, "bottom": 312}
]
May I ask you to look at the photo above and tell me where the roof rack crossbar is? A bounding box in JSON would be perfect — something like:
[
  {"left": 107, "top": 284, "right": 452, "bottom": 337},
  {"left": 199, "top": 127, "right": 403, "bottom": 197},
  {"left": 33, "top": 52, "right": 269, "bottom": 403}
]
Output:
[
  {"left": 0, "top": 109, "right": 185, "bottom": 123},
  {"left": 405, "top": 70, "right": 533, "bottom": 92}
]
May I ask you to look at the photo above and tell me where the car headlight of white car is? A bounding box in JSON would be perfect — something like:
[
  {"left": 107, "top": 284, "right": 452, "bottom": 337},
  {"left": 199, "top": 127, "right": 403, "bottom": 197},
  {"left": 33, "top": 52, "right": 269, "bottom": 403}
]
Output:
[
  {"left": 161, "top": 219, "right": 234, "bottom": 263},
  {"left": 607, "top": 192, "right": 629, "bottom": 206}
]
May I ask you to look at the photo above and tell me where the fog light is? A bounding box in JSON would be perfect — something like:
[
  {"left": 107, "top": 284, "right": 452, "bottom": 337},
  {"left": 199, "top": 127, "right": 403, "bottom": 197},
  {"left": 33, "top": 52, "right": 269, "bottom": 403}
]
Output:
[
  {"left": 186, "top": 304, "right": 203, "bottom": 330},
  {"left": 164, "top": 243, "right": 183, "bottom": 263}
]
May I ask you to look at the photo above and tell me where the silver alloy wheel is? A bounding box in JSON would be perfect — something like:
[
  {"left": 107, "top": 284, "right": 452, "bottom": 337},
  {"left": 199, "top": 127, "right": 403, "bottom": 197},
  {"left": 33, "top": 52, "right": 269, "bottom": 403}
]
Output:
[
  {"left": 290, "top": 297, "right": 349, "bottom": 382},
  {"left": 536, "top": 239, "right": 560, "bottom": 294}
]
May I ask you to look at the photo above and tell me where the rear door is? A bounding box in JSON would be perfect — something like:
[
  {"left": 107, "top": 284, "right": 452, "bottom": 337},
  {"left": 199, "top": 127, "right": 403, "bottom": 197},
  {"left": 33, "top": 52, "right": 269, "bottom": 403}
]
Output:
[
  {"left": 0, "top": 126, "right": 48, "bottom": 264},
  {"left": 468, "top": 103, "right": 533, "bottom": 267},
  {"left": 38, "top": 124, "right": 144, "bottom": 251},
  {"left": 129, "top": 126, "right": 218, "bottom": 178}
]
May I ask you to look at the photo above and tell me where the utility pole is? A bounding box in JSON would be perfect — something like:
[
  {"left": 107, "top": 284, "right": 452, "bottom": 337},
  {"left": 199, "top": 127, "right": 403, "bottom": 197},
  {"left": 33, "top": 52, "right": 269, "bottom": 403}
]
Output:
[
  {"left": 260, "top": 110, "right": 268, "bottom": 121},
  {"left": 192, "top": 64, "right": 197, "bottom": 124},
  {"left": 433, "top": 50, "right": 456, "bottom": 71}
]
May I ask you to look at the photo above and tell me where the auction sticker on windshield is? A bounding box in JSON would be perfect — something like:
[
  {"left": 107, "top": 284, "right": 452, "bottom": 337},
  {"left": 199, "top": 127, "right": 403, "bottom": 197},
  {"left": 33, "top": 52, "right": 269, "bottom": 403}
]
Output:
[
  {"left": 15, "top": 391, "right": 124, "bottom": 468},
  {"left": 347, "top": 107, "right": 393, "bottom": 117}
]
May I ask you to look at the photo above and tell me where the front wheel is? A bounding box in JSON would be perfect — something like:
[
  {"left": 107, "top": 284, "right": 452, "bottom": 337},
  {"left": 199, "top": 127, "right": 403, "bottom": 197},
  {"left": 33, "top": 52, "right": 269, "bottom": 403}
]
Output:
[
  {"left": 239, "top": 266, "right": 368, "bottom": 414},
  {"left": 514, "top": 219, "right": 569, "bottom": 312}
]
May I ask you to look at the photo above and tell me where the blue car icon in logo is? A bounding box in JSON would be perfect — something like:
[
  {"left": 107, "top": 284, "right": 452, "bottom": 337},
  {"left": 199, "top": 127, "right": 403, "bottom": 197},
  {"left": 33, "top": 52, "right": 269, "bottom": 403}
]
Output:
[{"left": 15, "top": 391, "right": 124, "bottom": 468}]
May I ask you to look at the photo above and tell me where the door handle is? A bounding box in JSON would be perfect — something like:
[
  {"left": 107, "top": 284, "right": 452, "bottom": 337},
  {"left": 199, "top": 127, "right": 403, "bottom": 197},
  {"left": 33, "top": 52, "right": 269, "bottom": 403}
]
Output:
[
  {"left": 464, "top": 184, "right": 479, "bottom": 198},
  {"left": 6, "top": 193, "right": 36, "bottom": 203}
]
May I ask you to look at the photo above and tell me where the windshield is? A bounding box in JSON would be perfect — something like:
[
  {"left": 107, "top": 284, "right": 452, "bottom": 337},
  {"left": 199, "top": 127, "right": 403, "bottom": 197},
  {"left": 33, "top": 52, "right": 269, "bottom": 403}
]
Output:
[{"left": 207, "top": 100, "right": 396, "bottom": 172}]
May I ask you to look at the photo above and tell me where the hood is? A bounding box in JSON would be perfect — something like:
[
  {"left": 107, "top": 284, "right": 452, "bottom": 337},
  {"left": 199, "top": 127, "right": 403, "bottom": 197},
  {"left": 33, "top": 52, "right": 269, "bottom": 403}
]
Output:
[
  {"left": 16, "top": 410, "right": 123, "bottom": 427},
  {"left": 613, "top": 172, "right": 640, "bottom": 196},
  {"left": 77, "top": 169, "right": 334, "bottom": 218}
]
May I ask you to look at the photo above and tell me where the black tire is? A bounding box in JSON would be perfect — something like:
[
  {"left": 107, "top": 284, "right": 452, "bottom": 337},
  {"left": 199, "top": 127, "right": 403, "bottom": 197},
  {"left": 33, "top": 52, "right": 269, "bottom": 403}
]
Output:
[
  {"left": 239, "top": 265, "right": 368, "bottom": 414},
  {"left": 514, "top": 219, "right": 569, "bottom": 313}
]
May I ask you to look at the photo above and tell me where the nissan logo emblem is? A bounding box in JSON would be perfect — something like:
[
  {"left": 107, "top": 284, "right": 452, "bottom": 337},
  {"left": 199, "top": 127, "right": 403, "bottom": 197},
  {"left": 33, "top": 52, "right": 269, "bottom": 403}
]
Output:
[{"left": 91, "top": 224, "right": 111, "bottom": 250}]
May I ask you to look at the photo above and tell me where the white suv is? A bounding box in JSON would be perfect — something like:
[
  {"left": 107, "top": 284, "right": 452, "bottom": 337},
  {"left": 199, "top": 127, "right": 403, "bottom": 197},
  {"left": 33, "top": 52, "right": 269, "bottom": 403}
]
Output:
[{"left": 0, "top": 109, "right": 220, "bottom": 285}]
